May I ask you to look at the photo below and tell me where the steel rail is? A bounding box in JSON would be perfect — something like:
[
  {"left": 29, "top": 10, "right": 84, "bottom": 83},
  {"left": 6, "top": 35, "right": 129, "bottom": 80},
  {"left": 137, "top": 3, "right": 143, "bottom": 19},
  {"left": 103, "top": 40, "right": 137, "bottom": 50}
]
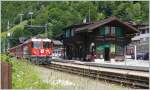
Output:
[{"left": 41, "top": 62, "right": 149, "bottom": 89}]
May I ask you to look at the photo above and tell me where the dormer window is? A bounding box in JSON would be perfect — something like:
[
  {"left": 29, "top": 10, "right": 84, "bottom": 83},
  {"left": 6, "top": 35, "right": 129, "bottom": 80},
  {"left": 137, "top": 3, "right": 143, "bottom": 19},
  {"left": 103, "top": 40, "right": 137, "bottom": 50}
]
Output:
[
  {"left": 100, "top": 26, "right": 116, "bottom": 36},
  {"left": 65, "top": 29, "right": 75, "bottom": 38},
  {"left": 71, "top": 29, "right": 74, "bottom": 37},
  {"left": 105, "top": 27, "right": 110, "bottom": 35},
  {"left": 65, "top": 30, "right": 70, "bottom": 38},
  {"left": 111, "top": 27, "right": 115, "bottom": 36}
]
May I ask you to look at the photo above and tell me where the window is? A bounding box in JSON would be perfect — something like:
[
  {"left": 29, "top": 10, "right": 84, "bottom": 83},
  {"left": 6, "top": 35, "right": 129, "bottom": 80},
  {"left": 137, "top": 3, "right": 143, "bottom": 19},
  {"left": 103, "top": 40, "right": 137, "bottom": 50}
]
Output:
[
  {"left": 111, "top": 27, "right": 115, "bottom": 35},
  {"left": 135, "top": 33, "right": 140, "bottom": 36},
  {"left": 105, "top": 27, "right": 110, "bottom": 35},
  {"left": 116, "top": 27, "right": 123, "bottom": 36},
  {"left": 99, "top": 27, "right": 105, "bottom": 36},
  {"left": 100, "top": 26, "right": 118, "bottom": 36},
  {"left": 33, "top": 41, "right": 40, "bottom": 48},
  {"left": 71, "top": 30, "right": 74, "bottom": 36},
  {"left": 116, "top": 44, "right": 124, "bottom": 55},
  {"left": 66, "top": 30, "right": 70, "bottom": 38},
  {"left": 147, "top": 29, "right": 149, "bottom": 33},
  {"left": 141, "top": 30, "right": 145, "bottom": 34},
  {"left": 66, "top": 29, "right": 74, "bottom": 37},
  {"left": 111, "top": 44, "right": 115, "bottom": 53},
  {"left": 43, "top": 42, "right": 49, "bottom": 48}
]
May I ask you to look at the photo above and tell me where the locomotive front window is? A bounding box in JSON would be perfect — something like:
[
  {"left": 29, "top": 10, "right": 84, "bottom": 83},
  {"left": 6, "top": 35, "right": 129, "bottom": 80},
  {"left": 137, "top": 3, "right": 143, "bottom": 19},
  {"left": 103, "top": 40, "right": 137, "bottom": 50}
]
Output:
[
  {"left": 33, "top": 41, "right": 40, "bottom": 48},
  {"left": 44, "top": 42, "right": 49, "bottom": 48}
]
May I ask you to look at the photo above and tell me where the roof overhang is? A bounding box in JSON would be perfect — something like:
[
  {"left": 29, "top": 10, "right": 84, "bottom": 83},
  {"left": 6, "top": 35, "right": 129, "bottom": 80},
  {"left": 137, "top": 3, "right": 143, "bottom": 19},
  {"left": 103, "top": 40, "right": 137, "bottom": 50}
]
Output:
[
  {"left": 31, "top": 38, "right": 52, "bottom": 42},
  {"left": 52, "top": 40, "right": 63, "bottom": 45},
  {"left": 75, "top": 17, "right": 139, "bottom": 34}
]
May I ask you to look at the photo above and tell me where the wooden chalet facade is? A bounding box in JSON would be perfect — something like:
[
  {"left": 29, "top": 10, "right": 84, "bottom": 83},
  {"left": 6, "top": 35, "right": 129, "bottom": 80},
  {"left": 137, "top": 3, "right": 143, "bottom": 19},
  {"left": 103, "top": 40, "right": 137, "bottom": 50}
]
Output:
[{"left": 59, "top": 17, "right": 139, "bottom": 61}]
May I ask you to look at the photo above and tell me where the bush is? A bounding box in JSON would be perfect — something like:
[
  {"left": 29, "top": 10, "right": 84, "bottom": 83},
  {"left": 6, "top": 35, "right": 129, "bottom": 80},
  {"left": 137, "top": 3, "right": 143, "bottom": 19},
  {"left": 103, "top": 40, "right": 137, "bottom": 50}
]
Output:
[
  {"left": 0, "top": 54, "right": 62, "bottom": 89},
  {"left": 11, "top": 60, "right": 50, "bottom": 89},
  {"left": 0, "top": 54, "right": 11, "bottom": 63}
]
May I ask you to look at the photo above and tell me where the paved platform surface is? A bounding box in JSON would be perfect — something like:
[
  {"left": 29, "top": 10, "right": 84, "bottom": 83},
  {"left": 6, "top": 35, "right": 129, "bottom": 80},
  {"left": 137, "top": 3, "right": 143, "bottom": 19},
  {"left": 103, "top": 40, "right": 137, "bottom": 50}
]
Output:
[
  {"left": 93, "top": 59, "right": 149, "bottom": 67},
  {"left": 53, "top": 59, "right": 149, "bottom": 72},
  {"left": 78, "top": 59, "right": 149, "bottom": 72},
  {"left": 64, "top": 59, "right": 149, "bottom": 68},
  {"left": 52, "top": 61, "right": 149, "bottom": 78}
]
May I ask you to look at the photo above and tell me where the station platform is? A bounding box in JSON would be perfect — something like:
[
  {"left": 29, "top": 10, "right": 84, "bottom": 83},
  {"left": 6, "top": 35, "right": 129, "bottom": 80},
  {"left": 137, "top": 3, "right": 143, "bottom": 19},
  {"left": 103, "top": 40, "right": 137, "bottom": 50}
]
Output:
[
  {"left": 52, "top": 59, "right": 149, "bottom": 72},
  {"left": 94, "top": 59, "right": 149, "bottom": 67},
  {"left": 51, "top": 61, "right": 149, "bottom": 78},
  {"left": 49, "top": 59, "right": 149, "bottom": 88}
]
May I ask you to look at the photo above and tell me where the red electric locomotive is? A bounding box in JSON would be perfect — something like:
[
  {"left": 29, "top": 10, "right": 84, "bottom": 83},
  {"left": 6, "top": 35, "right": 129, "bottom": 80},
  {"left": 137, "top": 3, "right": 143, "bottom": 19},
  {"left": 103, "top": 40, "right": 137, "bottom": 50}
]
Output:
[{"left": 9, "top": 37, "right": 53, "bottom": 64}]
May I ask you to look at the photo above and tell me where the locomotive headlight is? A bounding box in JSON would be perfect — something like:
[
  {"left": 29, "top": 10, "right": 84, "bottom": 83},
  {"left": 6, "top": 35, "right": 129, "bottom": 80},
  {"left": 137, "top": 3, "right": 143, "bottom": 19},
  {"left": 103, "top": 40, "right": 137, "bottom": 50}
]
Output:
[
  {"left": 41, "top": 49, "right": 44, "bottom": 53},
  {"left": 45, "top": 49, "right": 50, "bottom": 54}
]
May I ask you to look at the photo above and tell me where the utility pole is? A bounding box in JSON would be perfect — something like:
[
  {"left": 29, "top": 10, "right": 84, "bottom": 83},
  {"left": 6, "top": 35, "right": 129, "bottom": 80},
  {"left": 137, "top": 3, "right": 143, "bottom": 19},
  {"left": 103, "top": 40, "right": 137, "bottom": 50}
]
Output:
[
  {"left": 134, "top": 45, "right": 137, "bottom": 60},
  {"left": 3, "top": 39, "right": 5, "bottom": 53},
  {"left": 124, "top": 46, "right": 126, "bottom": 65},
  {"left": 7, "top": 32, "right": 11, "bottom": 51},
  {"left": 7, "top": 21, "right": 10, "bottom": 51}
]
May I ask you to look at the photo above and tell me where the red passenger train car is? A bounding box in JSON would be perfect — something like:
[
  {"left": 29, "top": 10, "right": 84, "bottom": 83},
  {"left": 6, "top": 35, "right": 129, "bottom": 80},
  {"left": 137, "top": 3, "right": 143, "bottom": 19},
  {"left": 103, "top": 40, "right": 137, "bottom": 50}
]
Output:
[{"left": 9, "top": 37, "right": 53, "bottom": 64}]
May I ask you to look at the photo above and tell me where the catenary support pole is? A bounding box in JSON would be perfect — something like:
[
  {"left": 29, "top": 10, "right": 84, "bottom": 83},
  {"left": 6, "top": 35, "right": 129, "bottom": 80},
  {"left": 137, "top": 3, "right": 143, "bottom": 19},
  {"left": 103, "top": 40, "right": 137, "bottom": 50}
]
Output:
[{"left": 134, "top": 45, "right": 137, "bottom": 60}]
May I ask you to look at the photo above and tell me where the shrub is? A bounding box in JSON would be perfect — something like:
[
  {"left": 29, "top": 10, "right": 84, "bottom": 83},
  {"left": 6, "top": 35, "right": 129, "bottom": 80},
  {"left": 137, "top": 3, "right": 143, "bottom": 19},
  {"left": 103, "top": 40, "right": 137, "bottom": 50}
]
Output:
[{"left": 0, "top": 54, "right": 61, "bottom": 89}]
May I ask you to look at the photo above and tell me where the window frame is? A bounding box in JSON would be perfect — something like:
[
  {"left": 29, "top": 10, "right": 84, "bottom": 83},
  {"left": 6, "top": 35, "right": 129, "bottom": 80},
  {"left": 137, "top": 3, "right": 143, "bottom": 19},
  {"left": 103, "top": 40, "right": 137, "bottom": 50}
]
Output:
[
  {"left": 71, "top": 29, "right": 74, "bottom": 37},
  {"left": 43, "top": 42, "right": 50, "bottom": 48},
  {"left": 105, "top": 26, "right": 110, "bottom": 35},
  {"left": 33, "top": 41, "right": 41, "bottom": 48},
  {"left": 111, "top": 27, "right": 116, "bottom": 36}
]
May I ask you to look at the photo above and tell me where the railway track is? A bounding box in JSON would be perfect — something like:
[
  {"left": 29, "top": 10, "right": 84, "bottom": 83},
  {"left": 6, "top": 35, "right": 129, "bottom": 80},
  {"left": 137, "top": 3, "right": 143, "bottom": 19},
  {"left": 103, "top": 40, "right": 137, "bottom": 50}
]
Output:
[{"left": 42, "top": 61, "right": 149, "bottom": 89}]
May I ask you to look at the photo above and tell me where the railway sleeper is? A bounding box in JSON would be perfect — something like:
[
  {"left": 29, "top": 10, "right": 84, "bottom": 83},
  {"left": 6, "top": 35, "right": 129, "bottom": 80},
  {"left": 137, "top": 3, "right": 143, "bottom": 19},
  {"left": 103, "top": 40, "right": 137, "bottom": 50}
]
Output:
[
  {"left": 97, "top": 73, "right": 149, "bottom": 83},
  {"left": 56, "top": 67, "right": 149, "bottom": 83},
  {"left": 50, "top": 64, "right": 149, "bottom": 83},
  {"left": 46, "top": 64, "right": 149, "bottom": 89}
]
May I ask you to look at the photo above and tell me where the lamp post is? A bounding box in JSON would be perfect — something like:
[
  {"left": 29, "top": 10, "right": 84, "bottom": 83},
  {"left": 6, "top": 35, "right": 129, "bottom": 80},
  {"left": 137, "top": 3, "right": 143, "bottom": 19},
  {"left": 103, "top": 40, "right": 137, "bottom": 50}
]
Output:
[
  {"left": 124, "top": 45, "right": 127, "bottom": 65},
  {"left": 7, "top": 32, "right": 11, "bottom": 51},
  {"left": 6, "top": 21, "right": 11, "bottom": 52},
  {"left": 28, "top": 12, "right": 33, "bottom": 25},
  {"left": 3, "top": 39, "right": 6, "bottom": 53},
  {"left": 134, "top": 45, "right": 137, "bottom": 60},
  {"left": 18, "top": 13, "right": 24, "bottom": 23}
]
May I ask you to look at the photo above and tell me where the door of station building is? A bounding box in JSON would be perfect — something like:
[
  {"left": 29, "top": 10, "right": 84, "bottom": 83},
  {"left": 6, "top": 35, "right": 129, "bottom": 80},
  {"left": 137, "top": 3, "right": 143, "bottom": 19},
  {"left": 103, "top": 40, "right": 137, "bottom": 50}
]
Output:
[{"left": 104, "top": 47, "right": 110, "bottom": 61}]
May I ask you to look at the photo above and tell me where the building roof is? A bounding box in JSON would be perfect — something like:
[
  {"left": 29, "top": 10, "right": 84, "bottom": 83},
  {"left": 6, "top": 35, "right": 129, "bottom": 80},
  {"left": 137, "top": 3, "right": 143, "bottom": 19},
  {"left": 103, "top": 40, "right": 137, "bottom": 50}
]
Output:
[
  {"left": 52, "top": 40, "right": 63, "bottom": 45},
  {"left": 63, "top": 23, "right": 91, "bottom": 30},
  {"left": 132, "top": 33, "right": 150, "bottom": 41},
  {"left": 74, "top": 16, "right": 139, "bottom": 33},
  {"left": 138, "top": 26, "right": 149, "bottom": 30},
  {"left": 31, "top": 38, "right": 52, "bottom": 42}
]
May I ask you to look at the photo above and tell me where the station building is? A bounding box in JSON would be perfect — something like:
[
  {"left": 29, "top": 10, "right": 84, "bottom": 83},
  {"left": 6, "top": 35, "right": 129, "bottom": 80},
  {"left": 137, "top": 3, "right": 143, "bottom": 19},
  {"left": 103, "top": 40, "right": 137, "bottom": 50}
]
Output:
[
  {"left": 131, "top": 25, "right": 149, "bottom": 54},
  {"left": 126, "top": 24, "right": 149, "bottom": 60},
  {"left": 58, "top": 17, "right": 139, "bottom": 61}
]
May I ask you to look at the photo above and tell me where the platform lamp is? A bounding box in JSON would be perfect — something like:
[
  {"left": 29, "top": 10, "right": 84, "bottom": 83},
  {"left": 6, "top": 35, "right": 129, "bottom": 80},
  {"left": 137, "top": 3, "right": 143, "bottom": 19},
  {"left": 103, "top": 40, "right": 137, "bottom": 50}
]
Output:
[
  {"left": 124, "top": 45, "right": 127, "bottom": 65},
  {"left": 7, "top": 32, "right": 11, "bottom": 51},
  {"left": 18, "top": 13, "right": 24, "bottom": 23},
  {"left": 134, "top": 45, "right": 137, "bottom": 60},
  {"left": 7, "top": 20, "right": 11, "bottom": 51},
  {"left": 28, "top": 12, "right": 33, "bottom": 25}
]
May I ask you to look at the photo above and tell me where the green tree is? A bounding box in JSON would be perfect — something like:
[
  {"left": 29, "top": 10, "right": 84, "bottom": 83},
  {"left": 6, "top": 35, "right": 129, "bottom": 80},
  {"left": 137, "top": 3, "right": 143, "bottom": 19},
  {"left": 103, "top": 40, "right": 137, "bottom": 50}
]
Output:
[{"left": 1, "top": 1, "right": 149, "bottom": 49}]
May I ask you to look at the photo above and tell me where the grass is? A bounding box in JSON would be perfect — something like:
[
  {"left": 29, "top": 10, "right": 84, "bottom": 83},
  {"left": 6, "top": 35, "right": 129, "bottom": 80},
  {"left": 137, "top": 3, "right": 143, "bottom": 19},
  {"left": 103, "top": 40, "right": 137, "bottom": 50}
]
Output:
[{"left": 0, "top": 54, "right": 63, "bottom": 89}]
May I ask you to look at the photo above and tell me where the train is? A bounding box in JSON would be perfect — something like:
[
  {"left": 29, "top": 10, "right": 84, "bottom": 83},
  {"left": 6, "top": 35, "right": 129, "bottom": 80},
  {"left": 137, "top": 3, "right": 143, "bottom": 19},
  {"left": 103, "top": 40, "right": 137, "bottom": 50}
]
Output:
[{"left": 8, "top": 37, "right": 63, "bottom": 64}]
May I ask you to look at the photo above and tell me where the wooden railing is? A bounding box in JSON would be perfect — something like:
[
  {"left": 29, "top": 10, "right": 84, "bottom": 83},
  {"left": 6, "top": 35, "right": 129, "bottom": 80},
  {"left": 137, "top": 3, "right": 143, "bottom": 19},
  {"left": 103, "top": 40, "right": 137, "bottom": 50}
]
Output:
[{"left": 0, "top": 61, "right": 12, "bottom": 89}]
